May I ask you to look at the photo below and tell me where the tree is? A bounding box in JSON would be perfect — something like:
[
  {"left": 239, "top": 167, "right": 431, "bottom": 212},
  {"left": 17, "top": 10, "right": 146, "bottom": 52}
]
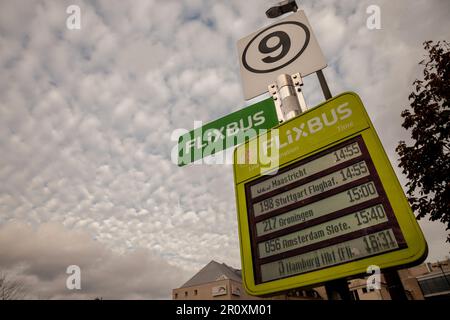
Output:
[
  {"left": 396, "top": 40, "right": 450, "bottom": 242},
  {"left": 0, "top": 272, "right": 27, "bottom": 300}
]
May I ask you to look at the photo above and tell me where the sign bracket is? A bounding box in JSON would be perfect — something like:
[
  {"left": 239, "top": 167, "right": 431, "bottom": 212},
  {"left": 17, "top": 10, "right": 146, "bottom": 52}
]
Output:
[{"left": 268, "top": 73, "right": 308, "bottom": 123}]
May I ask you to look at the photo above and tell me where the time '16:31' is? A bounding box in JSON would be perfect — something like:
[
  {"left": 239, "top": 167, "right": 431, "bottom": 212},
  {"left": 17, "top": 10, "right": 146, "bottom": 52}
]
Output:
[{"left": 362, "top": 230, "right": 397, "bottom": 254}]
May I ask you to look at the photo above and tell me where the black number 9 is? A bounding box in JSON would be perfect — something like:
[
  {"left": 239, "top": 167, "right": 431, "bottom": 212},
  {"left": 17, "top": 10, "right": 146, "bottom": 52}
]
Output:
[
  {"left": 242, "top": 21, "right": 310, "bottom": 74},
  {"left": 258, "top": 31, "right": 291, "bottom": 64}
]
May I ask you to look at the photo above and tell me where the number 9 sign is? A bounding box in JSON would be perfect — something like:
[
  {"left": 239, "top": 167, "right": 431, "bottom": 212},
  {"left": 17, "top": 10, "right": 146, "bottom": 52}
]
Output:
[
  {"left": 242, "top": 22, "right": 310, "bottom": 74},
  {"left": 237, "top": 10, "right": 327, "bottom": 100}
]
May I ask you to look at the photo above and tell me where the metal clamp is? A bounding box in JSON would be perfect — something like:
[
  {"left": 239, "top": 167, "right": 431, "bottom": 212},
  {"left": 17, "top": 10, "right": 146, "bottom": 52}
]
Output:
[{"left": 269, "top": 73, "right": 308, "bottom": 123}]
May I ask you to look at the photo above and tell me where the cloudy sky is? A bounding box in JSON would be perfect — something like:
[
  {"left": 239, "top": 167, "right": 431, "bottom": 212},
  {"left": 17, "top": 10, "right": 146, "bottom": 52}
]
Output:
[{"left": 0, "top": 0, "right": 449, "bottom": 299}]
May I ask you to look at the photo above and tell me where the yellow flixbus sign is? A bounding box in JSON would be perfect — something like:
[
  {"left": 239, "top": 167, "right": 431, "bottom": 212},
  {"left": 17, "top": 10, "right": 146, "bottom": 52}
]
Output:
[{"left": 233, "top": 92, "right": 427, "bottom": 296}]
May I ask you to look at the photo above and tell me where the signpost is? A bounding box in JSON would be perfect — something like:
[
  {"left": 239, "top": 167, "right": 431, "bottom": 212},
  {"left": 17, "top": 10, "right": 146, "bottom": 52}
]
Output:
[
  {"left": 176, "top": 0, "right": 427, "bottom": 300},
  {"left": 233, "top": 92, "right": 427, "bottom": 296},
  {"left": 237, "top": 10, "right": 327, "bottom": 100},
  {"left": 178, "top": 98, "right": 278, "bottom": 166}
]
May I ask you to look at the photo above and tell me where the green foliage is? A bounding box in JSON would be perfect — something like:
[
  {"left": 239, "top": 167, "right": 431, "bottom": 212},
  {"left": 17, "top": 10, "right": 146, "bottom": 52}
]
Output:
[{"left": 397, "top": 41, "right": 450, "bottom": 242}]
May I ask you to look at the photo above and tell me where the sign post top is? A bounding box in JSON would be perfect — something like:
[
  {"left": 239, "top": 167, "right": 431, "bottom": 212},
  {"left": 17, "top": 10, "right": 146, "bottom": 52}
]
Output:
[{"left": 237, "top": 10, "right": 327, "bottom": 100}]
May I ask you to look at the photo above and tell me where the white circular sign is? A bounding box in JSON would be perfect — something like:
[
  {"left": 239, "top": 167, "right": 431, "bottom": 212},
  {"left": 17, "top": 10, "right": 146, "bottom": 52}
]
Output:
[{"left": 241, "top": 21, "right": 310, "bottom": 74}]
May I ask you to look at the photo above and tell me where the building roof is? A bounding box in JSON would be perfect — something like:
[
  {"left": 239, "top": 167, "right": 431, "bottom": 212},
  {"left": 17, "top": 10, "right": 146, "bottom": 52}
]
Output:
[
  {"left": 180, "top": 260, "right": 242, "bottom": 288},
  {"left": 416, "top": 270, "right": 450, "bottom": 281}
]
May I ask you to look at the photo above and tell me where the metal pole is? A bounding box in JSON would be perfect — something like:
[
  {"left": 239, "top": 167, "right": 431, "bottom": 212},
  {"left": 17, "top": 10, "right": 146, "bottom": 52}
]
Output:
[
  {"left": 384, "top": 269, "right": 408, "bottom": 300},
  {"left": 324, "top": 280, "right": 353, "bottom": 300},
  {"left": 325, "top": 278, "right": 353, "bottom": 300},
  {"left": 316, "top": 69, "right": 332, "bottom": 100}
]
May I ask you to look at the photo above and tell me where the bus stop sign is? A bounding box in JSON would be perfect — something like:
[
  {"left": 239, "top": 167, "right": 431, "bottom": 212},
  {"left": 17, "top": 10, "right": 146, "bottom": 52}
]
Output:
[{"left": 233, "top": 92, "right": 427, "bottom": 296}]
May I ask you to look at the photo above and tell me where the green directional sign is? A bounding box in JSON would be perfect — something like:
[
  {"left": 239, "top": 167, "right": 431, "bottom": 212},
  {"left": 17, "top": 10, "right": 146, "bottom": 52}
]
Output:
[{"left": 178, "top": 98, "right": 278, "bottom": 166}]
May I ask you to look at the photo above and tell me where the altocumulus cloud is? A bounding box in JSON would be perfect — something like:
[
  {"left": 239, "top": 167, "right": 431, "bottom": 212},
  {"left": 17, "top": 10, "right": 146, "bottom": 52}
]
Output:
[{"left": 0, "top": 0, "right": 449, "bottom": 299}]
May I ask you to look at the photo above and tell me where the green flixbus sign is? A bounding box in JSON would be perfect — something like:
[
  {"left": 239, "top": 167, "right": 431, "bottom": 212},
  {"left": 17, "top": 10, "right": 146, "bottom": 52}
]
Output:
[{"left": 178, "top": 98, "right": 278, "bottom": 166}]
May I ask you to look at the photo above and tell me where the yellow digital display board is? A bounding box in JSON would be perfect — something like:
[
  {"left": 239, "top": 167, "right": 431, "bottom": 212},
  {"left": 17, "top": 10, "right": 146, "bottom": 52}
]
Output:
[{"left": 233, "top": 92, "right": 427, "bottom": 296}]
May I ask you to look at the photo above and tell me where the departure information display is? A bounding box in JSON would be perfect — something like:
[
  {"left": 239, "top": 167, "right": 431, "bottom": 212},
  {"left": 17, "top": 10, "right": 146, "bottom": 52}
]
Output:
[
  {"left": 244, "top": 136, "right": 406, "bottom": 284},
  {"left": 233, "top": 92, "right": 427, "bottom": 296},
  {"left": 260, "top": 229, "right": 399, "bottom": 282}
]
